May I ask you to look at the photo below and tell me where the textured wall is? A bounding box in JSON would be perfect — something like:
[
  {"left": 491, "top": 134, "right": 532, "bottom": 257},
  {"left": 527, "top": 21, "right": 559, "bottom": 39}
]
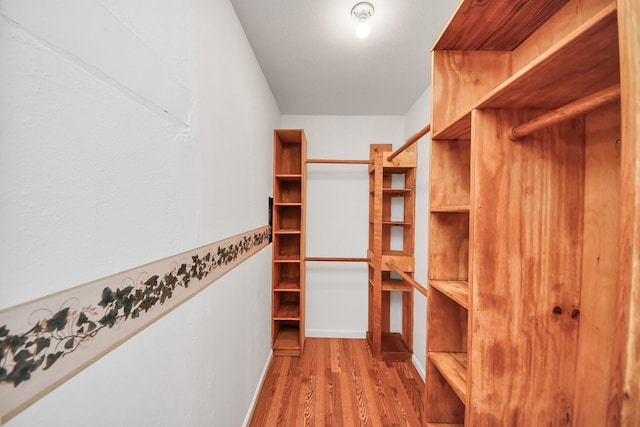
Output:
[
  {"left": 404, "top": 87, "right": 431, "bottom": 380},
  {"left": 0, "top": 0, "right": 278, "bottom": 425}
]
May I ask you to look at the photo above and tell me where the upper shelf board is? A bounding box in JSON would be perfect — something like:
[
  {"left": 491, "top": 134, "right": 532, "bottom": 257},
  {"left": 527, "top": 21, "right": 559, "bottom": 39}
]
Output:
[{"left": 434, "top": 0, "right": 569, "bottom": 51}]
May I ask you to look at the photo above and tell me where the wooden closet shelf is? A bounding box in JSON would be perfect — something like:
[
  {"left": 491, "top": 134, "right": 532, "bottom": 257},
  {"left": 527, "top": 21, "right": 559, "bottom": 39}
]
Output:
[
  {"left": 274, "top": 302, "right": 300, "bottom": 320},
  {"left": 273, "top": 326, "right": 301, "bottom": 351},
  {"left": 434, "top": 3, "right": 619, "bottom": 140},
  {"left": 273, "top": 281, "right": 301, "bottom": 291},
  {"left": 274, "top": 228, "right": 301, "bottom": 235},
  {"left": 430, "top": 205, "right": 470, "bottom": 213},
  {"left": 434, "top": 0, "right": 568, "bottom": 50},
  {"left": 428, "top": 352, "right": 467, "bottom": 403},
  {"left": 275, "top": 174, "right": 302, "bottom": 181},
  {"left": 382, "top": 277, "right": 413, "bottom": 292},
  {"left": 429, "top": 280, "right": 469, "bottom": 309},
  {"left": 383, "top": 187, "right": 413, "bottom": 195},
  {"left": 382, "top": 221, "right": 413, "bottom": 227}
]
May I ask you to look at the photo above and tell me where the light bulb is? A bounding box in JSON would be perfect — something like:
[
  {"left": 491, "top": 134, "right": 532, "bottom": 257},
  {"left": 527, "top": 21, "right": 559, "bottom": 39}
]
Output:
[{"left": 356, "top": 20, "right": 370, "bottom": 38}]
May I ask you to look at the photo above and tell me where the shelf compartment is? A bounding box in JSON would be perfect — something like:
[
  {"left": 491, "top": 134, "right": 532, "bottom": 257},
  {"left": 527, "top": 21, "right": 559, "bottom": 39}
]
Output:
[
  {"left": 274, "top": 130, "right": 303, "bottom": 175},
  {"left": 273, "top": 263, "right": 300, "bottom": 290},
  {"left": 273, "top": 234, "right": 300, "bottom": 260},
  {"left": 381, "top": 272, "right": 412, "bottom": 292},
  {"left": 273, "top": 321, "right": 301, "bottom": 355},
  {"left": 428, "top": 352, "right": 467, "bottom": 403},
  {"left": 274, "top": 205, "right": 301, "bottom": 231},
  {"left": 428, "top": 286, "right": 468, "bottom": 353},
  {"left": 432, "top": 51, "right": 511, "bottom": 139},
  {"left": 274, "top": 178, "right": 302, "bottom": 203},
  {"left": 273, "top": 292, "right": 300, "bottom": 320},
  {"left": 434, "top": 3, "right": 619, "bottom": 140},
  {"left": 429, "top": 139, "right": 470, "bottom": 208},
  {"left": 478, "top": 4, "right": 619, "bottom": 111},
  {"left": 425, "top": 357, "right": 466, "bottom": 424},
  {"left": 428, "top": 212, "right": 469, "bottom": 281},
  {"left": 429, "top": 280, "right": 469, "bottom": 309},
  {"left": 366, "top": 332, "right": 412, "bottom": 362}
]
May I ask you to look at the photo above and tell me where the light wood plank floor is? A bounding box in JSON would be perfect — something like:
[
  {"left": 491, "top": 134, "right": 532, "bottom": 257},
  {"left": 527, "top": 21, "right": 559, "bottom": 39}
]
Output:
[{"left": 248, "top": 338, "right": 424, "bottom": 426}]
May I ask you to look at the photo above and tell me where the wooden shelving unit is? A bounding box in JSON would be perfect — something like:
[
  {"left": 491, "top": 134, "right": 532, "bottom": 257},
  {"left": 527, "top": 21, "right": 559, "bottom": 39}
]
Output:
[
  {"left": 272, "top": 129, "right": 306, "bottom": 357},
  {"left": 367, "top": 144, "right": 416, "bottom": 361},
  {"left": 426, "top": 0, "right": 639, "bottom": 424}
]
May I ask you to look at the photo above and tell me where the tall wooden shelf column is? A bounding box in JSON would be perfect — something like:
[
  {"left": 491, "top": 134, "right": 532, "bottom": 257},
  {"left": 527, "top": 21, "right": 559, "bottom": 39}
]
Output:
[
  {"left": 272, "top": 129, "right": 306, "bottom": 357},
  {"left": 367, "top": 144, "right": 416, "bottom": 361},
  {"left": 425, "top": 0, "right": 639, "bottom": 425}
]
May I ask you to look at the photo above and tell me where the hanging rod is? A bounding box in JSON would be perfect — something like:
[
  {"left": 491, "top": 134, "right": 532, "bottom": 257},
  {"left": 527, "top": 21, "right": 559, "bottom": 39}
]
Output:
[
  {"left": 386, "top": 261, "right": 428, "bottom": 297},
  {"left": 305, "top": 257, "right": 371, "bottom": 262},
  {"left": 306, "top": 159, "right": 372, "bottom": 165},
  {"left": 509, "top": 85, "right": 620, "bottom": 140},
  {"left": 386, "top": 123, "right": 431, "bottom": 162}
]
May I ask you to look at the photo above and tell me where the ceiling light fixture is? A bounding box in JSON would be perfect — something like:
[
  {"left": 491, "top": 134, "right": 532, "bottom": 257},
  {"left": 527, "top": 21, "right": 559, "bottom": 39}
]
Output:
[{"left": 351, "top": 2, "right": 374, "bottom": 39}]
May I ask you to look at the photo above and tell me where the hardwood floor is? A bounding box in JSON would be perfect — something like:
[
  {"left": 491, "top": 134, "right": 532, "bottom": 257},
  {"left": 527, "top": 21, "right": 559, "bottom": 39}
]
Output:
[{"left": 248, "top": 338, "right": 424, "bottom": 426}]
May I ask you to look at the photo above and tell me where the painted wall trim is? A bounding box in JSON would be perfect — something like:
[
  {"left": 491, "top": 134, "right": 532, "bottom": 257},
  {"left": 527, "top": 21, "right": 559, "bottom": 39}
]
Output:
[
  {"left": 412, "top": 353, "right": 425, "bottom": 381},
  {"left": 0, "top": 225, "right": 271, "bottom": 424},
  {"left": 242, "top": 349, "right": 273, "bottom": 427},
  {"left": 306, "top": 329, "right": 366, "bottom": 339}
]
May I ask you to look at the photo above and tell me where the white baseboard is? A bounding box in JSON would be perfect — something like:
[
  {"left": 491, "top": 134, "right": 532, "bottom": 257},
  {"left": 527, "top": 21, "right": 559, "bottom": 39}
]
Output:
[
  {"left": 305, "top": 329, "right": 366, "bottom": 339},
  {"left": 242, "top": 349, "right": 273, "bottom": 427},
  {"left": 412, "top": 353, "right": 425, "bottom": 381}
]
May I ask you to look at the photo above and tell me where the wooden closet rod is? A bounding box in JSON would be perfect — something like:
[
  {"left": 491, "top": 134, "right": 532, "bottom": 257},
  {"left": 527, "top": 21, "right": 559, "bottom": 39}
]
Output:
[
  {"left": 386, "top": 261, "right": 428, "bottom": 296},
  {"left": 306, "top": 159, "right": 372, "bottom": 164},
  {"left": 386, "top": 123, "right": 431, "bottom": 162},
  {"left": 509, "top": 85, "right": 620, "bottom": 140},
  {"left": 305, "top": 257, "right": 371, "bottom": 262}
]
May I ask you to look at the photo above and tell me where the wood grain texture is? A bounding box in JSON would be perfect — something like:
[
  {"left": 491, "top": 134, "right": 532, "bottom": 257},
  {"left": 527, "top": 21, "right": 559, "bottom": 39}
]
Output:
[
  {"left": 428, "top": 280, "right": 469, "bottom": 309},
  {"left": 272, "top": 129, "right": 306, "bottom": 356},
  {"left": 470, "top": 109, "right": 584, "bottom": 424},
  {"left": 431, "top": 51, "right": 511, "bottom": 138},
  {"left": 429, "top": 139, "right": 471, "bottom": 209},
  {"left": 572, "top": 102, "right": 620, "bottom": 425},
  {"left": 479, "top": 4, "right": 619, "bottom": 111},
  {"left": 428, "top": 352, "right": 467, "bottom": 403},
  {"left": 511, "top": 0, "right": 614, "bottom": 73},
  {"left": 607, "top": 0, "right": 640, "bottom": 424},
  {"left": 248, "top": 338, "right": 424, "bottom": 426},
  {"left": 433, "top": 0, "right": 568, "bottom": 50}
]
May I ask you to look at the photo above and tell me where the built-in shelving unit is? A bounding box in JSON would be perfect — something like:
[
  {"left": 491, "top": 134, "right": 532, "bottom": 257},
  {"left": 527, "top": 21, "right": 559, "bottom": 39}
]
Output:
[
  {"left": 272, "top": 129, "right": 306, "bottom": 356},
  {"left": 367, "top": 144, "right": 416, "bottom": 361},
  {"left": 426, "top": 0, "right": 638, "bottom": 424}
]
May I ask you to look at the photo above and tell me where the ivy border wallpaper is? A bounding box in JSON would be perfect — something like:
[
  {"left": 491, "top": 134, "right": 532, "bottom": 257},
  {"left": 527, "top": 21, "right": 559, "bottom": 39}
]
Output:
[{"left": 0, "top": 225, "right": 271, "bottom": 423}]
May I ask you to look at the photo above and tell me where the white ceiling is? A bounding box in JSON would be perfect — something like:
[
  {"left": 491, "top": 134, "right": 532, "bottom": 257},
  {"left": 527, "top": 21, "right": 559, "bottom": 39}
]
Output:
[{"left": 230, "top": 0, "right": 460, "bottom": 115}]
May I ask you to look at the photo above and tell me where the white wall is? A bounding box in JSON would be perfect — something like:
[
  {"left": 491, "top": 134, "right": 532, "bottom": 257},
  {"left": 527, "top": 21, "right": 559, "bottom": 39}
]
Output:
[
  {"left": 404, "top": 88, "right": 432, "bottom": 380},
  {"left": 0, "top": 0, "right": 277, "bottom": 425},
  {"left": 280, "top": 115, "right": 404, "bottom": 338}
]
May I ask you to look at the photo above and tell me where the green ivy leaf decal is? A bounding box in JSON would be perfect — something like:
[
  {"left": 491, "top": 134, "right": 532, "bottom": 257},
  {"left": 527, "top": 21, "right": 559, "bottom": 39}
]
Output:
[
  {"left": 43, "top": 351, "right": 64, "bottom": 370},
  {"left": 98, "top": 287, "right": 115, "bottom": 308},
  {"left": 98, "top": 309, "right": 119, "bottom": 328},
  {"left": 45, "top": 307, "right": 70, "bottom": 332},
  {"left": 34, "top": 337, "right": 51, "bottom": 355},
  {"left": 76, "top": 312, "right": 89, "bottom": 327}
]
